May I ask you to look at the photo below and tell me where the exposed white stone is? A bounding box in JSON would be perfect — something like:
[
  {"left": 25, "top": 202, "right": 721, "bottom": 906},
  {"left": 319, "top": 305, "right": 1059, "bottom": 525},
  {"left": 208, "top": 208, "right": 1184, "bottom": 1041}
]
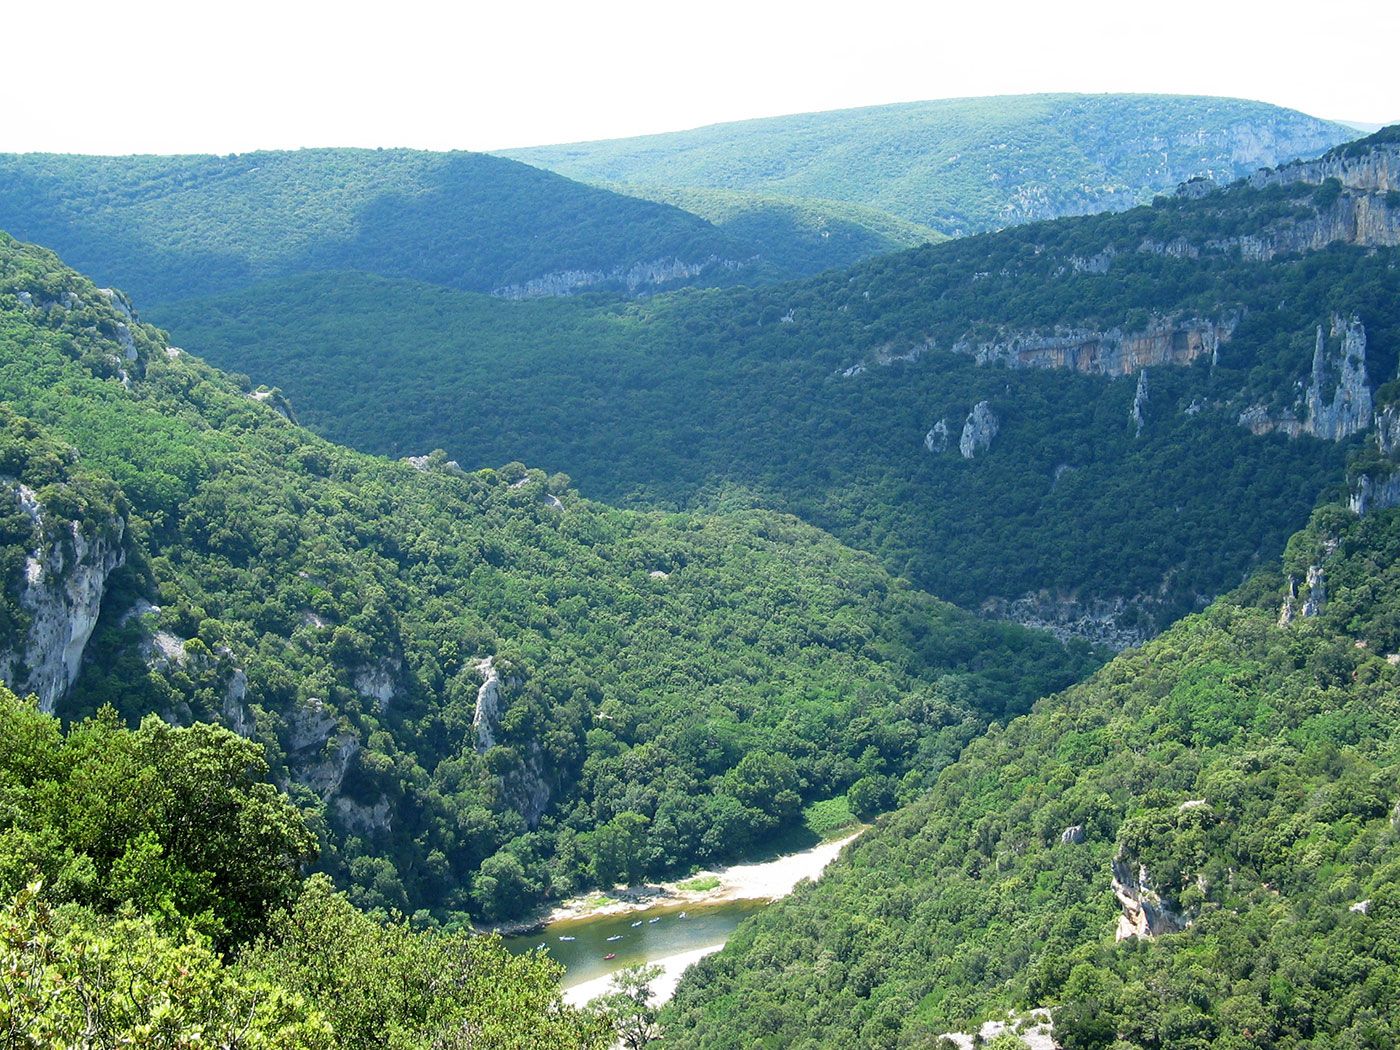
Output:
[
  {"left": 1112, "top": 859, "right": 1189, "bottom": 941},
  {"left": 959, "top": 401, "right": 998, "bottom": 459},
  {"left": 0, "top": 484, "right": 125, "bottom": 713},
  {"left": 1131, "top": 369, "right": 1149, "bottom": 437},
  {"left": 924, "top": 419, "right": 949, "bottom": 453},
  {"left": 473, "top": 656, "right": 503, "bottom": 752}
]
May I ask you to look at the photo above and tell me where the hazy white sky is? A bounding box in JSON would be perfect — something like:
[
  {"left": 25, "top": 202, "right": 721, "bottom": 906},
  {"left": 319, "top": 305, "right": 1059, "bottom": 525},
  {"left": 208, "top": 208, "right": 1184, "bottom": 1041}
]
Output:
[{"left": 7, "top": 0, "right": 1397, "bottom": 155}]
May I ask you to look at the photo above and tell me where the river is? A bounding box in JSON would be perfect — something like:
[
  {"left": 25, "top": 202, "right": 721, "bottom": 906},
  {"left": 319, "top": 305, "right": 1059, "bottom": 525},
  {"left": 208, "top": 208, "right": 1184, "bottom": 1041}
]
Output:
[
  {"left": 501, "top": 829, "right": 861, "bottom": 1005},
  {"left": 503, "top": 898, "right": 765, "bottom": 996}
]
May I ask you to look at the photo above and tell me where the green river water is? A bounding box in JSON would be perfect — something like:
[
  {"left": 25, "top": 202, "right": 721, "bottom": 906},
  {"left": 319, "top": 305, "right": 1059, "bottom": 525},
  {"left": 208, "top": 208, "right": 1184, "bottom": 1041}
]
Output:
[{"left": 502, "top": 898, "right": 766, "bottom": 990}]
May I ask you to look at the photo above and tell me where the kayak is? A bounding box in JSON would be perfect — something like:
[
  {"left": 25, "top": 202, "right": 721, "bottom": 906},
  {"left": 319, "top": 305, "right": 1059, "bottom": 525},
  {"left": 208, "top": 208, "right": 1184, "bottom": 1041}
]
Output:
[{"left": 604, "top": 953, "right": 617, "bottom": 960}]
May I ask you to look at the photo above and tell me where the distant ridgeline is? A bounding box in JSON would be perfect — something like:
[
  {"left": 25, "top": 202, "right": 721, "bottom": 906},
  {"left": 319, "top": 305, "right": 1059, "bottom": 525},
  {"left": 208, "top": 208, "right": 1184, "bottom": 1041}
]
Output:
[
  {"left": 0, "top": 96, "right": 1355, "bottom": 314},
  {"left": 0, "top": 232, "right": 1096, "bottom": 923},
  {"left": 161, "top": 128, "right": 1400, "bottom": 647},
  {"left": 502, "top": 93, "right": 1354, "bottom": 237},
  {"left": 0, "top": 149, "right": 783, "bottom": 303}
]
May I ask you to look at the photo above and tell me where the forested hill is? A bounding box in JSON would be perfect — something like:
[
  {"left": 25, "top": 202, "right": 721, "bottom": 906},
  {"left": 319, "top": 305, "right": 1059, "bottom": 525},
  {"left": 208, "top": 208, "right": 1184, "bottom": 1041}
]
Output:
[
  {"left": 0, "top": 231, "right": 1096, "bottom": 925},
  {"left": 662, "top": 494, "right": 1400, "bottom": 1047},
  {"left": 0, "top": 148, "right": 781, "bottom": 304},
  {"left": 163, "top": 129, "right": 1400, "bottom": 647},
  {"left": 502, "top": 93, "right": 1354, "bottom": 237}
]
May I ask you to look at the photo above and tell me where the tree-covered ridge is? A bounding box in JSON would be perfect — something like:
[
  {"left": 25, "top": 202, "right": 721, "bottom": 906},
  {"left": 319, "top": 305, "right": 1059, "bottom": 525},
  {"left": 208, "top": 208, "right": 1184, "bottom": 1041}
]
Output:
[
  {"left": 159, "top": 145, "right": 1400, "bottom": 644},
  {"left": 661, "top": 502, "right": 1400, "bottom": 1049},
  {"left": 503, "top": 93, "right": 1353, "bottom": 237},
  {"left": 0, "top": 685, "right": 609, "bottom": 1048},
  {"left": 572, "top": 183, "right": 945, "bottom": 275},
  {"left": 0, "top": 149, "right": 779, "bottom": 305},
  {"left": 0, "top": 231, "right": 1096, "bottom": 923}
]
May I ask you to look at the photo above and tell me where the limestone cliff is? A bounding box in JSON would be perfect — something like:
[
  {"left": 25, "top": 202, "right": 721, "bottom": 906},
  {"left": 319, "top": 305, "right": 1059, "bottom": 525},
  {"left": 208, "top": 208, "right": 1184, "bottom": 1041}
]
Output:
[
  {"left": 493, "top": 255, "right": 748, "bottom": 299},
  {"left": 1242, "top": 316, "right": 1374, "bottom": 442},
  {"left": 1305, "top": 317, "right": 1372, "bottom": 441},
  {"left": 1131, "top": 369, "right": 1149, "bottom": 437},
  {"left": 959, "top": 401, "right": 998, "bottom": 459},
  {"left": 1111, "top": 858, "right": 1189, "bottom": 941},
  {"left": 923, "top": 419, "right": 949, "bottom": 453},
  {"left": 953, "top": 317, "right": 1232, "bottom": 377},
  {"left": 1348, "top": 400, "right": 1400, "bottom": 515},
  {"left": 0, "top": 483, "right": 126, "bottom": 713}
]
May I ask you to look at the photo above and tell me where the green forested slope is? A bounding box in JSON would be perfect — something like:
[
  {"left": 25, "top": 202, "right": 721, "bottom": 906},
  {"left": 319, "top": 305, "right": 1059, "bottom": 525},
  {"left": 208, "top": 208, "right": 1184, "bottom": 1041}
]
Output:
[
  {"left": 503, "top": 94, "right": 1353, "bottom": 236},
  {"left": 0, "top": 149, "right": 775, "bottom": 304},
  {"left": 599, "top": 184, "right": 945, "bottom": 274},
  {"left": 0, "top": 685, "right": 608, "bottom": 1048},
  {"left": 0, "top": 232, "right": 1095, "bottom": 924},
  {"left": 160, "top": 150, "right": 1400, "bottom": 643},
  {"left": 661, "top": 502, "right": 1400, "bottom": 1048}
]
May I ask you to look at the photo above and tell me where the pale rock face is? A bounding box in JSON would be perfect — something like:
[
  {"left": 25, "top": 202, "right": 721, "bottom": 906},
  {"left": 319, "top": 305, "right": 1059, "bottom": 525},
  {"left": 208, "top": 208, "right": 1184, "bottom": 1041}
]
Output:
[
  {"left": 333, "top": 795, "right": 392, "bottom": 836},
  {"left": 1279, "top": 575, "right": 1298, "bottom": 627},
  {"left": 248, "top": 389, "right": 295, "bottom": 423},
  {"left": 959, "top": 401, "right": 998, "bottom": 459},
  {"left": 221, "top": 668, "right": 255, "bottom": 738},
  {"left": 1376, "top": 404, "right": 1400, "bottom": 457},
  {"left": 954, "top": 317, "right": 1232, "bottom": 377},
  {"left": 1305, "top": 317, "right": 1372, "bottom": 441},
  {"left": 287, "top": 697, "right": 338, "bottom": 753},
  {"left": 354, "top": 657, "right": 400, "bottom": 712},
  {"left": 923, "top": 419, "right": 949, "bottom": 453},
  {"left": 982, "top": 592, "right": 1158, "bottom": 651},
  {"left": 1131, "top": 369, "right": 1149, "bottom": 437},
  {"left": 1301, "top": 565, "right": 1327, "bottom": 617},
  {"left": 1347, "top": 403, "right": 1400, "bottom": 514},
  {"left": 473, "top": 656, "right": 503, "bottom": 752},
  {"left": 1244, "top": 316, "right": 1373, "bottom": 441},
  {"left": 284, "top": 698, "right": 360, "bottom": 798},
  {"left": 1060, "top": 825, "right": 1086, "bottom": 845},
  {"left": 1112, "top": 859, "right": 1189, "bottom": 941},
  {"left": 1350, "top": 471, "right": 1400, "bottom": 516},
  {"left": 0, "top": 484, "right": 126, "bottom": 713},
  {"left": 493, "top": 256, "right": 746, "bottom": 299},
  {"left": 939, "top": 1010, "right": 1057, "bottom": 1050}
]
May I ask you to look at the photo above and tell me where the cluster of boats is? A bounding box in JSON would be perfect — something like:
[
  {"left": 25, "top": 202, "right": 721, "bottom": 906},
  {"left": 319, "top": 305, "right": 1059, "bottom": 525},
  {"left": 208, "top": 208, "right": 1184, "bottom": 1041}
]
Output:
[{"left": 547, "top": 911, "right": 690, "bottom": 960}]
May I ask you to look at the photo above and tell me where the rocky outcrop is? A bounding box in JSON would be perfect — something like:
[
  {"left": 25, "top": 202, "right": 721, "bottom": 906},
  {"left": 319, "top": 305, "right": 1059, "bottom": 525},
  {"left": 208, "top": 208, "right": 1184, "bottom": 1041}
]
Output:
[
  {"left": 0, "top": 484, "right": 126, "bottom": 713},
  {"left": 1279, "top": 565, "right": 1327, "bottom": 625},
  {"left": 1305, "top": 317, "right": 1372, "bottom": 441},
  {"left": 284, "top": 697, "right": 361, "bottom": 798},
  {"left": 953, "top": 317, "right": 1232, "bottom": 377},
  {"left": 1301, "top": 565, "right": 1327, "bottom": 617},
  {"left": 1112, "top": 859, "right": 1188, "bottom": 941},
  {"left": 939, "top": 1010, "right": 1056, "bottom": 1050},
  {"left": 1060, "top": 825, "right": 1086, "bottom": 845},
  {"left": 1131, "top": 369, "right": 1149, "bottom": 436},
  {"left": 982, "top": 592, "right": 1157, "bottom": 651},
  {"left": 493, "top": 256, "right": 747, "bottom": 299},
  {"left": 1250, "top": 139, "right": 1400, "bottom": 195},
  {"left": 1242, "top": 316, "right": 1373, "bottom": 442},
  {"left": 959, "top": 401, "right": 998, "bottom": 459},
  {"left": 248, "top": 388, "right": 297, "bottom": 423},
  {"left": 221, "top": 667, "right": 255, "bottom": 737},
  {"left": 1167, "top": 140, "right": 1400, "bottom": 260},
  {"left": 1348, "top": 403, "right": 1400, "bottom": 514},
  {"left": 923, "top": 419, "right": 949, "bottom": 453},
  {"left": 473, "top": 656, "right": 504, "bottom": 752},
  {"left": 354, "top": 657, "right": 400, "bottom": 712},
  {"left": 1349, "top": 472, "right": 1400, "bottom": 516}
]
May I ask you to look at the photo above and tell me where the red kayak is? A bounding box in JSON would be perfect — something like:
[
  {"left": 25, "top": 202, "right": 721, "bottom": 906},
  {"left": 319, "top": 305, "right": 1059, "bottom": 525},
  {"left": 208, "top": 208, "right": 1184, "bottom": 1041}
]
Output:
[{"left": 604, "top": 952, "right": 617, "bottom": 960}]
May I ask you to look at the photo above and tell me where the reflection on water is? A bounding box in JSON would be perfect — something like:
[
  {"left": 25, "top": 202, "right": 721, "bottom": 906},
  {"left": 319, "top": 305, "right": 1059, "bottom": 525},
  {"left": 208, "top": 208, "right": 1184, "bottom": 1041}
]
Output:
[{"left": 502, "top": 899, "right": 764, "bottom": 989}]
